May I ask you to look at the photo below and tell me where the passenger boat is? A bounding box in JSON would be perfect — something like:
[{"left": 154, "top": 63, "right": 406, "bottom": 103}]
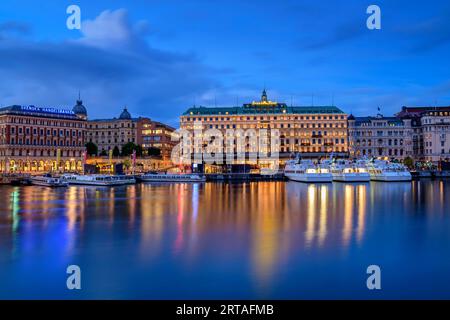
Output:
[
  {"left": 61, "top": 174, "right": 136, "bottom": 186},
  {"left": 30, "top": 174, "right": 68, "bottom": 187},
  {"left": 328, "top": 159, "right": 371, "bottom": 182},
  {"left": 138, "top": 173, "right": 206, "bottom": 182},
  {"left": 367, "top": 160, "right": 412, "bottom": 182},
  {"left": 284, "top": 156, "right": 332, "bottom": 183}
]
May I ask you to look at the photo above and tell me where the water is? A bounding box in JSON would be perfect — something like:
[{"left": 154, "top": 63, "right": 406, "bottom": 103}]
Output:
[{"left": 0, "top": 180, "right": 449, "bottom": 299}]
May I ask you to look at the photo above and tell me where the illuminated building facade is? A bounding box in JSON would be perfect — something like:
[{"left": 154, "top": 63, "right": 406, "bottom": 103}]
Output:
[
  {"left": 87, "top": 107, "right": 176, "bottom": 159},
  {"left": 137, "top": 118, "right": 176, "bottom": 160},
  {"left": 347, "top": 113, "right": 413, "bottom": 160},
  {"left": 87, "top": 107, "right": 139, "bottom": 154},
  {"left": 180, "top": 90, "right": 348, "bottom": 167},
  {"left": 0, "top": 101, "right": 87, "bottom": 173},
  {"left": 397, "top": 106, "right": 450, "bottom": 162}
]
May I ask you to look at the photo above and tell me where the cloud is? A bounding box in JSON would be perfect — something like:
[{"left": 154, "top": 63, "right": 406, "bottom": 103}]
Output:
[{"left": 0, "top": 9, "right": 223, "bottom": 127}]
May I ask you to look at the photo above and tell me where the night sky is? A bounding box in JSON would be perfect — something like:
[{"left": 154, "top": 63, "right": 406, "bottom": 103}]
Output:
[{"left": 1, "top": 0, "right": 449, "bottom": 127}]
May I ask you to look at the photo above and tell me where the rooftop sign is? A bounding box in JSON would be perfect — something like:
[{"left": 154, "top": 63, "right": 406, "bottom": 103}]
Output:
[{"left": 21, "top": 105, "right": 75, "bottom": 115}]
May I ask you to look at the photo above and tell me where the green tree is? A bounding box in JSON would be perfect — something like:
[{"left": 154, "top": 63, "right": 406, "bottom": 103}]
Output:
[
  {"left": 121, "top": 142, "right": 138, "bottom": 156},
  {"left": 112, "top": 146, "right": 120, "bottom": 157},
  {"left": 99, "top": 149, "right": 107, "bottom": 156},
  {"left": 85, "top": 142, "right": 98, "bottom": 156},
  {"left": 147, "top": 147, "right": 161, "bottom": 157},
  {"left": 403, "top": 156, "right": 414, "bottom": 169}
]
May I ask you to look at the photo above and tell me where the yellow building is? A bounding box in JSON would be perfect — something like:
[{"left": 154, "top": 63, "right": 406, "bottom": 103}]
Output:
[{"left": 179, "top": 90, "right": 348, "bottom": 168}]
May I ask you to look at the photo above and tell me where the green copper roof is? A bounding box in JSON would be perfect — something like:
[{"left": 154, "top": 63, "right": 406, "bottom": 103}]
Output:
[{"left": 182, "top": 105, "right": 345, "bottom": 116}]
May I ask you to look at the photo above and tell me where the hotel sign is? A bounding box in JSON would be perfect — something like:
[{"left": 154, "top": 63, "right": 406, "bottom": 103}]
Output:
[{"left": 21, "top": 105, "right": 75, "bottom": 115}]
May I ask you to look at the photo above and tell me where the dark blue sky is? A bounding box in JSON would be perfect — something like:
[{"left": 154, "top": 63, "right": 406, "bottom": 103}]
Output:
[{"left": 0, "top": 0, "right": 449, "bottom": 127}]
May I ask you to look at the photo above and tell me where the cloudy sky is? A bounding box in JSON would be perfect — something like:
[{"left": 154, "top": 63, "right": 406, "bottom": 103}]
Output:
[{"left": 0, "top": 0, "right": 449, "bottom": 127}]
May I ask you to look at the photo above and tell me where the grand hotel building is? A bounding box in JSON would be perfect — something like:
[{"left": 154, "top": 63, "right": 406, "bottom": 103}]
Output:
[
  {"left": 0, "top": 100, "right": 87, "bottom": 173},
  {"left": 179, "top": 90, "right": 348, "bottom": 168}
]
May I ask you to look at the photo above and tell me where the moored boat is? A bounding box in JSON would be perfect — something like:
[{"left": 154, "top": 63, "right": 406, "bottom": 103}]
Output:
[
  {"left": 284, "top": 156, "right": 332, "bottom": 183},
  {"left": 367, "top": 160, "right": 412, "bottom": 182},
  {"left": 329, "top": 159, "right": 371, "bottom": 182},
  {"left": 62, "top": 174, "right": 136, "bottom": 186},
  {"left": 30, "top": 174, "right": 68, "bottom": 187},
  {"left": 138, "top": 173, "right": 206, "bottom": 182}
]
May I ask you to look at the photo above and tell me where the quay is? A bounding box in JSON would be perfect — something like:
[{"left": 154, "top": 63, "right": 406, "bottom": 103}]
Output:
[{"left": 1, "top": 170, "right": 450, "bottom": 187}]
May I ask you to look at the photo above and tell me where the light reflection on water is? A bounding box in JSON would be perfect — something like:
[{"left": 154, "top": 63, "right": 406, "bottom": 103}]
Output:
[{"left": 0, "top": 180, "right": 449, "bottom": 299}]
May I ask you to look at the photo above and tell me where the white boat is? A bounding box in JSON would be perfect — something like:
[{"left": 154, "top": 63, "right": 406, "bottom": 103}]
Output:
[
  {"left": 139, "top": 173, "right": 206, "bottom": 182},
  {"left": 30, "top": 174, "right": 68, "bottom": 187},
  {"left": 62, "top": 174, "right": 136, "bottom": 186},
  {"left": 284, "top": 157, "right": 332, "bottom": 183},
  {"left": 367, "top": 160, "right": 412, "bottom": 182},
  {"left": 328, "top": 159, "right": 371, "bottom": 182}
]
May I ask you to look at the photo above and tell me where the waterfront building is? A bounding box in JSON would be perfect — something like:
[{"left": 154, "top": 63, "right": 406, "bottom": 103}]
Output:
[
  {"left": 87, "top": 107, "right": 176, "bottom": 159},
  {"left": 0, "top": 100, "right": 87, "bottom": 172},
  {"left": 347, "top": 112, "right": 413, "bottom": 160},
  {"left": 137, "top": 118, "right": 176, "bottom": 160},
  {"left": 179, "top": 90, "right": 348, "bottom": 170},
  {"left": 396, "top": 106, "right": 450, "bottom": 162},
  {"left": 87, "top": 107, "right": 139, "bottom": 155}
]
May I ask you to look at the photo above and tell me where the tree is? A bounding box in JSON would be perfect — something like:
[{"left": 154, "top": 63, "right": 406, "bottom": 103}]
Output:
[
  {"left": 147, "top": 147, "right": 161, "bottom": 157},
  {"left": 135, "top": 144, "right": 143, "bottom": 157},
  {"left": 123, "top": 159, "right": 131, "bottom": 170},
  {"left": 85, "top": 142, "right": 98, "bottom": 156},
  {"left": 112, "top": 146, "right": 120, "bottom": 157},
  {"left": 99, "top": 149, "right": 107, "bottom": 156},
  {"left": 121, "top": 142, "right": 138, "bottom": 157},
  {"left": 403, "top": 156, "right": 414, "bottom": 169}
]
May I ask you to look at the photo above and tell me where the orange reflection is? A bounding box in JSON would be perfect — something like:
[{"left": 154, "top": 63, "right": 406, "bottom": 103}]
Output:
[{"left": 343, "top": 184, "right": 354, "bottom": 247}]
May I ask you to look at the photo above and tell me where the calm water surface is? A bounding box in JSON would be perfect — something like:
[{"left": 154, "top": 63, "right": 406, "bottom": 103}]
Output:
[{"left": 0, "top": 181, "right": 450, "bottom": 299}]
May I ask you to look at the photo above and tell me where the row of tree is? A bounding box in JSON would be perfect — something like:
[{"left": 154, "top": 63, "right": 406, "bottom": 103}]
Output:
[{"left": 85, "top": 142, "right": 161, "bottom": 157}]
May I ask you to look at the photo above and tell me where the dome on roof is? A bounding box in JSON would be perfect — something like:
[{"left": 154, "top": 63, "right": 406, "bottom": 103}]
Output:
[
  {"left": 73, "top": 99, "right": 87, "bottom": 116},
  {"left": 119, "top": 107, "right": 131, "bottom": 119},
  {"left": 348, "top": 114, "right": 355, "bottom": 120}
]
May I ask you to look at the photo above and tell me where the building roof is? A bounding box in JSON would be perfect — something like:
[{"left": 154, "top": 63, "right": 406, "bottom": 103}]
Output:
[
  {"left": 89, "top": 117, "right": 140, "bottom": 123},
  {"left": 0, "top": 105, "right": 83, "bottom": 120},
  {"left": 183, "top": 105, "right": 344, "bottom": 116},
  {"left": 352, "top": 116, "right": 404, "bottom": 126},
  {"left": 73, "top": 99, "right": 87, "bottom": 116},
  {"left": 119, "top": 107, "right": 132, "bottom": 119},
  {"left": 89, "top": 107, "right": 138, "bottom": 122},
  {"left": 182, "top": 89, "right": 345, "bottom": 116},
  {"left": 396, "top": 106, "right": 450, "bottom": 118}
]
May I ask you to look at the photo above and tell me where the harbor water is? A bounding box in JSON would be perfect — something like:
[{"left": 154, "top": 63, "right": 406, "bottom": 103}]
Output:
[{"left": 0, "top": 180, "right": 450, "bottom": 299}]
